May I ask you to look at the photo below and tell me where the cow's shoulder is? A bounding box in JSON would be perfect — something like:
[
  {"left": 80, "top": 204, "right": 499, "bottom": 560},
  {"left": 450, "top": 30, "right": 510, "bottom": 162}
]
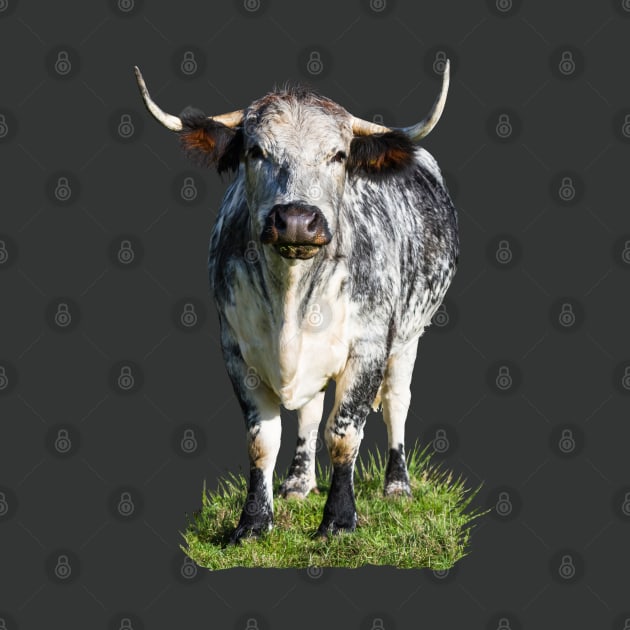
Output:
[{"left": 209, "top": 179, "right": 251, "bottom": 305}]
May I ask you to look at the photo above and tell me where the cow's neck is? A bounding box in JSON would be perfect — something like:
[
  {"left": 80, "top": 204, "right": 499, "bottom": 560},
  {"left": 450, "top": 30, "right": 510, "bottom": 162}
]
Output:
[{"left": 261, "top": 253, "right": 320, "bottom": 383}]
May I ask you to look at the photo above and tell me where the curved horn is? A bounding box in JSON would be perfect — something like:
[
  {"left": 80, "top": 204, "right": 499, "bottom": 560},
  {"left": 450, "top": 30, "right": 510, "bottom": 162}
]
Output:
[
  {"left": 134, "top": 66, "right": 183, "bottom": 131},
  {"left": 133, "top": 66, "right": 245, "bottom": 130},
  {"left": 351, "top": 59, "right": 450, "bottom": 142}
]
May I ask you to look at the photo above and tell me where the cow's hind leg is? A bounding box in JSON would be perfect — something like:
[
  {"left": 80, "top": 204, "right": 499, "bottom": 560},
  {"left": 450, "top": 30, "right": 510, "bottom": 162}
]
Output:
[
  {"left": 381, "top": 338, "right": 419, "bottom": 497},
  {"left": 317, "top": 354, "right": 385, "bottom": 537},
  {"left": 280, "top": 389, "right": 325, "bottom": 499}
]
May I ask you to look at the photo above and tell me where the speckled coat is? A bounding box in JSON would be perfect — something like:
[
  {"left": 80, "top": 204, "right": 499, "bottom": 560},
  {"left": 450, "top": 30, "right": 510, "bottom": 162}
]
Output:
[{"left": 187, "top": 86, "right": 459, "bottom": 541}]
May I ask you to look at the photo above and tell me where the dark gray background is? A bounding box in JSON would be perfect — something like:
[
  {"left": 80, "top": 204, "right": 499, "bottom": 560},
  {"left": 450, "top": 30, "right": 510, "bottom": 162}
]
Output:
[{"left": 1, "top": 0, "right": 629, "bottom": 628}]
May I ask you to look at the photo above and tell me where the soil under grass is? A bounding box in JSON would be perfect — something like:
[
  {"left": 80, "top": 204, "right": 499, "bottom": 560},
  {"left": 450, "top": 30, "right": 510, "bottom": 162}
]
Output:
[{"left": 182, "top": 446, "right": 484, "bottom": 570}]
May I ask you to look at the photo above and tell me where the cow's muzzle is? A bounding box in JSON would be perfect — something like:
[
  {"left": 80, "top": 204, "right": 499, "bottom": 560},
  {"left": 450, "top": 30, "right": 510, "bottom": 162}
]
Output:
[{"left": 260, "top": 203, "right": 332, "bottom": 260}]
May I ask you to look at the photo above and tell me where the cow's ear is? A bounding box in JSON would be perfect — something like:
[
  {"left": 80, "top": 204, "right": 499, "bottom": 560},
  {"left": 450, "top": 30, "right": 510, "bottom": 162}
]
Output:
[
  {"left": 347, "top": 130, "right": 415, "bottom": 178},
  {"left": 178, "top": 107, "right": 243, "bottom": 174}
]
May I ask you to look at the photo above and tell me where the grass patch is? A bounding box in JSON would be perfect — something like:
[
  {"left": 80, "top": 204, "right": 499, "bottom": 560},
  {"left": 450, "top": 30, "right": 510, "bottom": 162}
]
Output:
[{"left": 182, "top": 445, "right": 484, "bottom": 570}]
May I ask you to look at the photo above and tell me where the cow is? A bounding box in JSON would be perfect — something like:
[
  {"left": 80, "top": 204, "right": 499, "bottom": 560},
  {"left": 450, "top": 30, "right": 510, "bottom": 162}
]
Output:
[{"left": 134, "top": 63, "right": 459, "bottom": 543}]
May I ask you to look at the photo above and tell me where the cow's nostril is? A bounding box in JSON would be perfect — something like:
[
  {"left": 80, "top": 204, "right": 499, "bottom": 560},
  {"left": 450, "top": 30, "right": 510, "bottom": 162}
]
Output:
[{"left": 275, "top": 213, "right": 287, "bottom": 230}]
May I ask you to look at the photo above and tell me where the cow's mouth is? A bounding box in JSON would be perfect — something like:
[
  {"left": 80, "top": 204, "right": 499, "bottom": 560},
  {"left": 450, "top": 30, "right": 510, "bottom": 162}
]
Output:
[{"left": 274, "top": 243, "right": 321, "bottom": 260}]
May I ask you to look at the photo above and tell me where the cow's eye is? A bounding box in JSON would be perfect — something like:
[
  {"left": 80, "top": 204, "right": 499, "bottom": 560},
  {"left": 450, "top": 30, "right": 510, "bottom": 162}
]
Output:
[
  {"left": 248, "top": 145, "right": 265, "bottom": 160},
  {"left": 330, "top": 150, "right": 346, "bottom": 164}
]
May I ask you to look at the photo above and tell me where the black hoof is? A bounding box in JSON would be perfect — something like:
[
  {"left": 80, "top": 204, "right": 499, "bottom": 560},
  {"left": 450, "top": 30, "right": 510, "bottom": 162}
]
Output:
[
  {"left": 315, "top": 512, "right": 357, "bottom": 538},
  {"left": 384, "top": 445, "right": 411, "bottom": 497},
  {"left": 228, "top": 517, "right": 272, "bottom": 546},
  {"left": 279, "top": 476, "right": 316, "bottom": 499},
  {"left": 384, "top": 480, "right": 412, "bottom": 497}
]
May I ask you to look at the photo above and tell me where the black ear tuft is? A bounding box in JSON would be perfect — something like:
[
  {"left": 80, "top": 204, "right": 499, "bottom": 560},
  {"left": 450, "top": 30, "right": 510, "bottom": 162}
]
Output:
[
  {"left": 178, "top": 106, "right": 243, "bottom": 173},
  {"left": 347, "top": 130, "right": 416, "bottom": 178}
]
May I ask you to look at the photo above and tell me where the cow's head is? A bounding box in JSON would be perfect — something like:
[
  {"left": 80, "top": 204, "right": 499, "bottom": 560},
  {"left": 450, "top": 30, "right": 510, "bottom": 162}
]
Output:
[{"left": 134, "top": 64, "right": 449, "bottom": 261}]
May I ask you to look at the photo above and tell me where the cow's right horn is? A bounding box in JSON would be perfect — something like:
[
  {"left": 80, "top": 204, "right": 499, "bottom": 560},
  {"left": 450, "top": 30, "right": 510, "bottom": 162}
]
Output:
[
  {"left": 134, "top": 66, "right": 244, "bottom": 130},
  {"left": 350, "top": 60, "right": 450, "bottom": 142}
]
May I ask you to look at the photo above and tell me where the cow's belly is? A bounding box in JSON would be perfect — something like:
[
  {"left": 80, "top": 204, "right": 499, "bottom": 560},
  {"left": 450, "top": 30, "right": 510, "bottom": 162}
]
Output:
[{"left": 223, "top": 264, "right": 351, "bottom": 411}]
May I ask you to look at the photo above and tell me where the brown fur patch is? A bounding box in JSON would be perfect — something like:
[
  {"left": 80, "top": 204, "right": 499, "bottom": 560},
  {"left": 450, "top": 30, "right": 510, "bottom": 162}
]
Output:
[
  {"left": 347, "top": 130, "right": 415, "bottom": 178},
  {"left": 180, "top": 127, "right": 217, "bottom": 154}
]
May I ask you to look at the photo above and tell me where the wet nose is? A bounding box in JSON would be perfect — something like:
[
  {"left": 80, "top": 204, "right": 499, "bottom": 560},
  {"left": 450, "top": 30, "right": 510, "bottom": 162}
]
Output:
[{"left": 261, "top": 204, "right": 330, "bottom": 245}]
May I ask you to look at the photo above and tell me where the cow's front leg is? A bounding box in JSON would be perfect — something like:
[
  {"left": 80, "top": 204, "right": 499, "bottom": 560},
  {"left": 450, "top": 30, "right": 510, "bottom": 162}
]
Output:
[
  {"left": 317, "top": 359, "right": 384, "bottom": 537},
  {"left": 280, "top": 389, "right": 325, "bottom": 498},
  {"left": 223, "top": 353, "right": 281, "bottom": 544}
]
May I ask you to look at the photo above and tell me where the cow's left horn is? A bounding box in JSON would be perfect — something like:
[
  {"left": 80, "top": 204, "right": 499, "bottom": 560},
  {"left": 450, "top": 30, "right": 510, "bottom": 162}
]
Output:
[
  {"left": 351, "top": 59, "right": 450, "bottom": 142},
  {"left": 134, "top": 66, "right": 244, "bottom": 131}
]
